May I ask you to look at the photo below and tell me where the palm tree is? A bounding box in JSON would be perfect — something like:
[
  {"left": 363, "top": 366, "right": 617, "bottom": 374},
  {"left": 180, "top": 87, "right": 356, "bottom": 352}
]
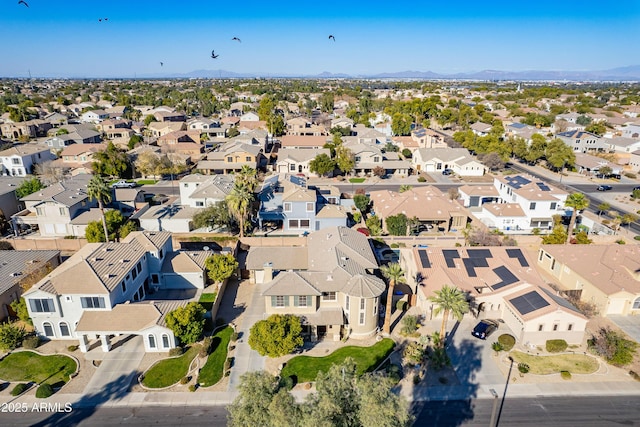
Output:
[
  {"left": 236, "top": 166, "right": 258, "bottom": 192},
  {"left": 564, "top": 192, "right": 590, "bottom": 244},
  {"left": 428, "top": 284, "right": 469, "bottom": 342},
  {"left": 380, "top": 262, "right": 406, "bottom": 335},
  {"left": 226, "top": 182, "right": 253, "bottom": 238},
  {"left": 87, "top": 175, "right": 112, "bottom": 242},
  {"left": 597, "top": 202, "right": 610, "bottom": 218}
]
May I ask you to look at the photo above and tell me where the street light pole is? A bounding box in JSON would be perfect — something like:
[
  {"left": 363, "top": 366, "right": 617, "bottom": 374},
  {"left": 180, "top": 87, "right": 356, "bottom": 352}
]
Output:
[
  {"left": 495, "top": 356, "right": 515, "bottom": 427},
  {"left": 489, "top": 388, "right": 499, "bottom": 427}
]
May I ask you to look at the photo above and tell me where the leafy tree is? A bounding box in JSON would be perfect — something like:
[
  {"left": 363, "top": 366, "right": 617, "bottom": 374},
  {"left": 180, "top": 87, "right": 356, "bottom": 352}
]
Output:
[
  {"left": 165, "top": 302, "right": 206, "bottom": 345},
  {"left": 267, "top": 113, "right": 285, "bottom": 137},
  {"left": 0, "top": 322, "right": 26, "bottom": 351},
  {"left": 545, "top": 138, "right": 575, "bottom": 171},
  {"left": 15, "top": 177, "right": 44, "bottom": 199},
  {"left": 401, "top": 148, "right": 412, "bottom": 159},
  {"left": 597, "top": 165, "right": 613, "bottom": 178},
  {"left": 480, "top": 152, "right": 505, "bottom": 170},
  {"left": 384, "top": 141, "right": 399, "bottom": 153},
  {"left": 192, "top": 201, "right": 235, "bottom": 230},
  {"left": 573, "top": 230, "right": 593, "bottom": 245},
  {"left": 205, "top": 253, "right": 238, "bottom": 285},
  {"left": 0, "top": 240, "right": 14, "bottom": 250},
  {"left": 324, "top": 133, "right": 343, "bottom": 158},
  {"left": 10, "top": 298, "right": 31, "bottom": 324},
  {"left": 92, "top": 142, "right": 130, "bottom": 178},
  {"left": 353, "top": 194, "right": 370, "bottom": 213},
  {"left": 87, "top": 175, "right": 112, "bottom": 242},
  {"left": 257, "top": 96, "right": 276, "bottom": 121},
  {"left": 525, "top": 134, "right": 547, "bottom": 164},
  {"left": 429, "top": 284, "right": 469, "bottom": 341},
  {"left": 380, "top": 263, "right": 406, "bottom": 334},
  {"left": 248, "top": 314, "right": 303, "bottom": 357},
  {"left": 226, "top": 182, "right": 254, "bottom": 238},
  {"left": 228, "top": 371, "right": 283, "bottom": 427},
  {"left": 365, "top": 215, "right": 382, "bottom": 236},
  {"left": 403, "top": 341, "right": 425, "bottom": 365},
  {"left": 565, "top": 192, "right": 589, "bottom": 244},
  {"left": 128, "top": 134, "right": 143, "bottom": 150},
  {"left": 85, "top": 221, "right": 106, "bottom": 243},
  {"left": 335, "top": 145, "right": 355, "bottom": 175},
  {"left": 621, "top": 213, "right": 639, "bottom": 230},
  {"left": 319, "top": 92, "right": 334, "bottom": 113},
  {"left": 509, "top": 136, "right": 528, "bottom": 160},
  {"left": 372, "top": 166, "right": 386, "bottom": 178},
  {"left": 597, "top": 202, "right": 610, "bottom": 217},
  {"left": 144, "top": 114, "right": 156, "bottom": 126},
  {"left": 391, "top": 112, "right": 412, "bottom": 136},
  {"left": 134, "top": 150, "right": 162, "bottom": 178},
  {"left": 541, "top": 225, "right": 568, "bottom": 244},
  {"left": 585, "top": 122, "right": 607, "bottom": 136},
  {"left": 576, "top": 115, "right": 591, "bottom": 126},
  {"left": 227, "top": 127, "right": 240, "bottom": 138},
  {"left": 386, "top": 213, "right": 408, "bottom": 236},
  {"left": 309, "top": 154, "right": 335, "bottom": 177}
]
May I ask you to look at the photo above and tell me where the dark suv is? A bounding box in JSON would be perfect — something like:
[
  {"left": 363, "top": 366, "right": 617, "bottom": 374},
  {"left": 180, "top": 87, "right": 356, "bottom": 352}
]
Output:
[{"left": 471, "top": 319, "right": 499, "bottom": 340}]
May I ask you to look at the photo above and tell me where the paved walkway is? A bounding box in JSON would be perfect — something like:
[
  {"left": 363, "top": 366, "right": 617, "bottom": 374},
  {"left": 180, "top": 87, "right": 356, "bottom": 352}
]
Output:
[{"left": 609, "top": 315, "right": 640, "bottom": 343}]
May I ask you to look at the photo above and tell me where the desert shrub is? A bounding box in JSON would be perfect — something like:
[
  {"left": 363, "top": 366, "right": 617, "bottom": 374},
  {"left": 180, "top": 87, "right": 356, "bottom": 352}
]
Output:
[
  {"left": 624, "top": 172, "right": 637, "bottom": 179},
  {"left": 200, "top": 337, "right": 212, "bottom": 357},
  {"left": 36, "top": 383, "right": 54, "bottom": 399},
  {"left": 491, "top": 342, "right": 504, "bottom": 353},
  {"left": 560, "top": 370, "right": 571, "bottom": 380},
  {"left": 635, "top": 236, "right": 640, "bottom": 241},
  {"left": 629, "top": 371, "right": 640, "bottom": 381},
  {"left": 279, "top": 375, "right": 295, "bottom": 390},
  {"left": 396, "top": 300, "right": 407, "bottom": 312},
  {"left": 224, "top": 357, "right": 233, "bottom": 371},
  {"left": 498, "top": 334, "right": 516, "bottom": 351},
  {"left": 22, "top": 335, "right": 40, "bottom": 349},
  {"left": 189, "top": 384, "right": 197, "bottom": 392},
  {"left": 230, "top": 331, "right": 239, "bottom": 342},
  {"left": 417, "top": 176, "right": 426, "bottom": 182},
  {"left": 180, "top": 376, "right": 190, "bottom": 385},
  {"left": 11, "top": 383, "right": 29, "bottom": 396},
  {"left": 386, "top": 363, "right": 403, "bottom": 382},
  {"left": 517, "top": 363, "right": 530, "bottom": 374},
  {"left": 403, "top": 341, "right": 425, "bottom": 365},
  {"left": 400, "top": 315, "right": 419, "bottom": 336},
  {"left": 169, "top": 347, "right": 184, "bottom": 357},
  {"left": 67, "top": 345, "right": 78, "bottom": 352},
  {"left": 390, "top": 243, "right": 399, "bottom": 248},
  {"left": 588, "top": 327, "right": 638, "bottom": 366},
  {"left": 546, "top": 339, "right": 568, "bottom": 353}
]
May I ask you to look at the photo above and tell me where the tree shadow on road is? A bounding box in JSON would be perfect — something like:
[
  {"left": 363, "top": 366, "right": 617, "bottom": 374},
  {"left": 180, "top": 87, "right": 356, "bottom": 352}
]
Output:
[{"left": 31, "top": 371, "right": 140, "bottom": 427}]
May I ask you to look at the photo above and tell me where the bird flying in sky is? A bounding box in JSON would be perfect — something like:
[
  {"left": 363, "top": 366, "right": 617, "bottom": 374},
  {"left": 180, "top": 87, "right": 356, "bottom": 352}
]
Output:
[
  {"left": 328, "top": 35, "right": 335, "bottom": 41},
  {"left": 18, "top": 0, "right": 29, "bottom": 7},
  {"left": 160, "top": 62, "right": 164, "bottom": 67},
  {"left": 232, "top": 37, "right": 241, "bottom": 43},
  {"left": 211, "top": 50, "right": 219, "bottom": 59}
]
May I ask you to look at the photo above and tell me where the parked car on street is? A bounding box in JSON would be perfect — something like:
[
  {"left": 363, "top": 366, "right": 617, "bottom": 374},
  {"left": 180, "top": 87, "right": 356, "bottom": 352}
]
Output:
[
  {"left": 442, "top": 168, "right": 453, "bottom": 176},
  {"left": 596, "top": 185, "right": 613, "bottom": 191},
  {"left": 111, "top": 180, "right": 137, "bottom": 189},
  {"left": 471, "top": 319, "right": 499, "bottom": 340}
]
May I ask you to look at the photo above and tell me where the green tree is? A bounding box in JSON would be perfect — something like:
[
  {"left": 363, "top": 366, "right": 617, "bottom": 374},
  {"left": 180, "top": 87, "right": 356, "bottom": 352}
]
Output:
[
  {"left": 621, "top": 213, "right": 639, "bottom": 230},
  {"left": 228, "top": 371, "right": 282, "bottom": 427},
  {"left": 0, "top": 322, "right": 26, "bottom": 351},
  {"left": 15, "top": 177, "right": 44, "bottom": 199},
  {"left": 87, "top": 175, "right": 112, "bottom": 243},
  {"left": 545, "top": 138, "right": 575, "bottom": 171},
  {"left": 165, "top": 302, "right": 206, "bottom": 345},
  {"left": 585, "top": 122, "right": 607, "bottom": 136},
  {"left": 399, "top": 184, "right": 412, "bottom": 193},
  {"left": 128, "top": 134, "right": 143, "bottom": 150},
  {"left": 353, "top": 194, "right": 370, "bottom": 213},
  {"left": 319, "top": 92, "right": 334, "bottom": 113},
  {"left": 597, "top": 202, "right": 610, "bottom": 217},
  {"left": 335, "top": 145, "right": 355, "bottom": 175},
  {"left": 597, "top": 165, "right": 613, "bottom": 178},
  {"left": 386, "top": 213, "right": 408, "bottom": 236},
  {"left": 144, "top": 115, "right": 156, "bottom": 126},
  {"left": 236, "top": 166, "right": 259, "bottom": 193},
  {"left": 565, "top": 192, "right": 590, "bottom": 244},
  {"left": 10, "top": 298, "right": 31, "bottom": 324},
  {"left": 248, "top": 314, "right": 303, "bottom": 357},
  {"left": 267, "top": 113, "right": 285, "bottom": 137},
  {"left": 85, "top": 221, "right": 106, "bottom": 243},
  {"left": 365, "top": 215, "right": 382, "bottom": 236},
  {"left": 257, "top": 96, "right": 276, "bottom": 121},
  {"left": 204, "top": 253, "right": 238, "bottom": 285},
  {"left": 429, "top": 284, "right": 469, "bottom": 341},
  {"left": 226, "top": 182, "right": 254, "bottom": 238},
  {"left": 309, "top": 153, "right": 335, "bottom": 177},
  {"left": 324, "top": 133, "right": 343, "bottom": 158},
  {"left": 192, "top": 201, "right": 234, "bottom": 230},
  {"left": 541, "top": 224, "right": 568, "bottom": 244},
  {"left": 576, "top": 115, "right": 591, "bottom": 126},
  {"left": 391, "top": 112, "right": 412, "bottom": 136},
  {"left": 227, "top": 127, "right": 240, "bottom": 138},
  {"left": 525, "top": 134, "right": 547, "bottom": 164},
  {"left": 92, "top": 142, "right": 130, "bottom": 178},
  {"left": 380, "top": 263, "right": 406, "bottom": 334}
]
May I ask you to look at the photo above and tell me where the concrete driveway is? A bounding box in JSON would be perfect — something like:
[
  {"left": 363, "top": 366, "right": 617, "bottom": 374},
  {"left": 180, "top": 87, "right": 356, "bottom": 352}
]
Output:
[{"left": 608, "top": 315, "right": 640, "bottom": 342}]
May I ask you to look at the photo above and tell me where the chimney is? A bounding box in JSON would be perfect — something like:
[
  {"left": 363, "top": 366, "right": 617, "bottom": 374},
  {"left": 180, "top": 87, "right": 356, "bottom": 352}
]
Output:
[{"left": 263, "top": 262, "right": 273, "bottom": 282}]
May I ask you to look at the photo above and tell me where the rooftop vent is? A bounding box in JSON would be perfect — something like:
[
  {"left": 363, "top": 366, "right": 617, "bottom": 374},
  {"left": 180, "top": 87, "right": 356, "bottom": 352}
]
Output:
[{"left": 10, "top": 272, "right": 22, "bottom": 277}]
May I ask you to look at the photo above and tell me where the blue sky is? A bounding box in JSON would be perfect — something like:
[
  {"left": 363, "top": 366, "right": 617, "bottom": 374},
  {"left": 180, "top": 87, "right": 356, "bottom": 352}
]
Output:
[{"left": 1, "top": 0, "right": 639, "bottom": 77}]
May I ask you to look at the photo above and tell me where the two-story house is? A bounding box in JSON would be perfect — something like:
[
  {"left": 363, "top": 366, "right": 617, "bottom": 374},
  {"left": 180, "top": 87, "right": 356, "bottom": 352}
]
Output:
[
  {"left": 81, "top": 109, "right": 110, "bottom": 124},
  {"left": 556, "top": 130, "right": 607, "bottom": 153},
  {"left": 179, "top": 174, "right": 235, "bottom": 208},
  {"left": 286, "top": 117, "right": 328, "bottom": 136},
  {"left": 197, "top": 140, "right": 266, "bottom": 174},
  {"left": 23, "top": 231, "right": 214, "bottom": 353},
  {"left": 50, "top": 143, "right": 107, "bottom": 175},
  {"left": 275, "top": 148, "right": 331, "bottom": 177},
  {"left": 0, "top": 143, "right": 55, "bottom": 176},
  {"left": 247, "top": 226, "right": 385, "bottom": 341},
  {"left": 147, "top": 122, "right": 186, "bottom": 138}
]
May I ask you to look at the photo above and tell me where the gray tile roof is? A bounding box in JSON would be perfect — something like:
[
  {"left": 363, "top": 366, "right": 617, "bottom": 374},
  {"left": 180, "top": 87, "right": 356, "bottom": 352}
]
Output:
[{"left": 0, "top": 250, "right": 60, "bottom": 295}]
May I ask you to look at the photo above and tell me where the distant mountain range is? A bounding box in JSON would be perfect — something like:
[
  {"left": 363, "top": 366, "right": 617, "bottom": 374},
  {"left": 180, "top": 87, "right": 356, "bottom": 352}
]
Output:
[{"left": 68, "top": 65, "right": 640, "bottom": 81}]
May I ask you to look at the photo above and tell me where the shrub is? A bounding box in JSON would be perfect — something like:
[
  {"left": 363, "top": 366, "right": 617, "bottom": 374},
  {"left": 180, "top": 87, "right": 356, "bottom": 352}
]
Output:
[
  {"left": 67, "top": 345, "right": 78, "bottom": 352},
  {"left": 230, "top": 332, "right": 239, "bottom": 342},
  {"left": 200, "top": 337, "right": 212, "bottom": 358},
  {"left": 396, "top": 300, "right": 407, "bottom": 312},
  {"left": 400, "top": 315, "right": 419, "bottom": 336},
  {"left": 279, "top": 375, "right": 295, "bottom": 390},
  {"left": 498, "top": 334, "right": 516, "bottom": 351},
  {"left": 629, "top": 371, "right": 640, "bottom": 381},
  {"left": 491, "top": 342, "right": 504, "bottom": 353},
  {"left": 624, "top": 172, "right": 637, "bottom": 179},
  {"left": 169, "top": 347, "right": 184, "bottom": 357},
  {"left": 588, "top": 327, "right": 638, "bottom": 366},
  {"left": 616, "top": 239, "right": 626, "bottom": 245},
  {"left": 11, "top": 383, "right": 29, "bottom": 396},
  {"left": 189, "top": 384, "right": 197, "bottom": 392},
  {"left": 560, "top": 370, "right": 572, "bottom": 380},
  {"left": 386, "top": 364, "right": 403, "bottom": 382},
  {"left": 390, "top": 243, "right": 399, "bottom": 248},
  {"left": 635, "top": 236, "right": 640, "bottom": 241},
  {"left": 417, "top": 176, "right": 426, "bottom": 183},
  {"left": 22, "top": 335, "right": 40, "bottom": 349},
  {"left": 36, "top": 383, "right": 54, "bottom": 399},
  {"left": 517, "top": 363, "right": 530, "bottom": 375},
  {"left": 546, "top": 339, "right": 568, "bottom": 353},
  {"left": 180, "top": 376, "right": 190, "bottom": 385},
  {"left": 224, "top": 357, "right": 233, "bottom": 371},
  {"left": 0, "top": 322, "right": 27, "bottom": 351}
]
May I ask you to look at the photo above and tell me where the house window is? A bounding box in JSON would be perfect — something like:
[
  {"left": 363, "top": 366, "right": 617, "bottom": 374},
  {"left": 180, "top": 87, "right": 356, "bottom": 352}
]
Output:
[
  {"left": 306, "top": 202, "right": 314, "bottom": 212},
  {"left": 159, "top": 249, "right": 164, "bottom": 259},
  {"left": 538, "top": 251, "right": 544, "bottom": 261},
  {"left": 245, "top": 156, "right": 251, "bottom": 162},
  {"left": 296, "top": 295, "right": 308, "bottom": 307},
  {"left": 36, "top": 208, "right": 44, "bottom": 216},
  {"left": 538, "top": 324, "right": 544, "bottom": 332},
  {"left": 374, "top": 298, "right": 378, "bottom": 315},
  {"left": 567, "top": 324, "right": 573, "bottom": 331},
  {"left": 300, "top": 219, "right": 310, "bottom": 228},
  {"left": 137, "top": 262, "right": 142, "bottom": 274},
  {"left": 152, "top": 274, "right": 159, "bottom": 284},
  {"left": 149, "top": 334, "right": 156, "bottom": 349},
  {"left": 633, "top": 297, "right": 640, "bottom": 310},
  {"left": 81, "top": 297, "right": 105, "bottom": 309},
  {"left": 359, "top": 312, "right": 365, "bottom": 325},
  {"left": 59, "top": 207, "right": 66, "bottom": 216},
  {"left": 132, "top": 268, "right": 138, "bottom": 280},
  {"left": 121, "top": 281, "right": 126, "bottom": 293},
  {"left": 162, "top": 334, "right": 170, "bottom": 348},
  {"left": 550, "top": 202, "right": 557, "bottom": 210},
  {"left": 43, "top": 322, "right": 54, "bottom": 337},
  {"left": 273, "top": 296, "right": 285, "bottom": 307},
  {"left": 436, "top": 163, "right": 442, "bottom": 170},
  {"left": 529, "top": 202, "right": 536, "bottom": 210},
  {"left": 227, "top": 157, "right": 233, "bottom": 162},
  {"left": 322, "top": 292, "right": 336, "bottom": 301},
  {"left": 59, "top": 322, "right": 70, "bottom": 337},
  {"left": 12, "top": 158, "right": 20, "bottom": 165},
  {"left": 373, "top": 157, "right": 380, "bottom": 162},
  {"left": 355, "top": 156, "right": 361, "bottom": 162},
  {"left": 284, "top": 202, "right": 292, "bottom": 212},
  {"left": 196, "top": 201, "right": 204, "bottom": 207},
  {"left": 360, "top": 298, "right": 365, "bottom": 310},
  {"left": 553, "top": 324, "right": 558, "bottom": 331},
  {"left": 288, "top": 219, "right": 298, "bottom": 228},
  {"left": 29, "top": 298, "right": 55, "bottom": 313},
  {"left": 551, "top": 259, "right": 556, "bottom": 270},
  {"left": 345, "top": 295, "right": 350, "bottom": 311},
  {"left": 290, "top": 164, "right": 296, "bottom": 171},
  {"left": 183, "top": 183, "right": 188, "bottom": 188}
]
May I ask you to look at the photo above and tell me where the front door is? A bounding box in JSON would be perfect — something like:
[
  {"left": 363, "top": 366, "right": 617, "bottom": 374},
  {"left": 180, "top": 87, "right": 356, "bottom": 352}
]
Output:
[{"left": 317, "top": 325, "right": 327, "bottom": 339}]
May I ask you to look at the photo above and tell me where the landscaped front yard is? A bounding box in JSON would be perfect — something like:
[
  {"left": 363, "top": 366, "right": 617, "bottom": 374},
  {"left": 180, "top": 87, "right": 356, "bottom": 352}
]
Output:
[
  {"left": 509, "top": 350, "right": 599, "bottom": 375},
  {"left": 198, "top": 326, "right": 233, "bottom": 387},
  {"left": 0, "top": 351, "right": 77, "bottom": 387},
  {"left": 141, "top": 344, "right": 201, "bottom": 389},
  {"left": 198, "top": 292, "right": 218, "bottom": 311},
  {"left": 281, "top": 338, "right": 395, "bottom": 383}
]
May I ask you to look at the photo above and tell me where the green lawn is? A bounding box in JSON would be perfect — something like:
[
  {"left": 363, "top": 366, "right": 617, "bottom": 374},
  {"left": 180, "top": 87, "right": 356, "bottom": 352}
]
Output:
[
  {"left": 198, "top": 326, "right": 233, "bottom": 387},
  {"left": 509, "top": 350, "right": 599, "bottom": 375},
  {"left": 349, "top": 178, "right": 366, "bottom": 183},
  {"left": 0, "top": 351, "right": 77, "bottom": 388},
  {"left": 281, "top": 338, "right": 395, "bottom": 383},
  {"left": 198, "top": 292, "right": 218, "bottom": 311},
  {"left": 141, "top": 344, "right": 201, "bottom": 389},
  {"left": 136, "top": 179, "right": 157, "bottom": 185}
]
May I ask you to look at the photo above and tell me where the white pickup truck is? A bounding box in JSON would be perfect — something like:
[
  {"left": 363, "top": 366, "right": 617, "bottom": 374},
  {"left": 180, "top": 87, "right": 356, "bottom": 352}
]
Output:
[{"left": 111, "top": 180, "right": 137, "bottom": 188}]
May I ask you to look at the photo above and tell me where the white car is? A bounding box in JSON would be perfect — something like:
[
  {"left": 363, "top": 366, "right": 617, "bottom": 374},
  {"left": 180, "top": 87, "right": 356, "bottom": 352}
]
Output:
[{"left": 111, "top": 180, "right": 137, "bottom": 188}]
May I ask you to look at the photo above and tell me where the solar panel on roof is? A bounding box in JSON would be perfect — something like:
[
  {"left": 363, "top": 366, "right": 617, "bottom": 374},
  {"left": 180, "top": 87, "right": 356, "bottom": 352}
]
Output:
[
  {"left": 509, "top": 290, "right": 550, "bottom": 315},
  {"left": 467, "top": 249, "right": 492, "bottom": 259},
  {"left": 536, "top": 182, "right": 551, "bottom": 191},
  {"left": 463, "top": 258, "right": 478, "bottom": 277},
  {"left": 506, "top": 248, "right": 529, "bottom": 267},
  {"left": 418, "top": 250, "right": 431, "bottom": 268},
  {"left": 443, "top": 249, "right": 460, "bottom": 268},
  {"left": 491, "top": 266, "right": 519, "bottom": 290}
]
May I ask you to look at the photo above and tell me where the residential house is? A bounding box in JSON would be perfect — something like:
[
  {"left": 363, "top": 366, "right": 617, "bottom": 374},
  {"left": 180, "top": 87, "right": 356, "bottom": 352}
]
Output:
[
  {"left": 179, "top": 174, "right": 235, "bottom": 208},
  {"left": 105, "top": 105, "right": 128, "bottom": 119},
  {"left": 400, "top": 246, "right": 587, "bottom": 345},
  {"left": 412, "top": 148, "right": 486, "bottom": 177},
  {"left": 81, "top": 109, "right": 110, "bottom": 124},
  {"left": 153, "top": 111, "right": 186, "bottom": 122},
  {"left": 537, "top": 244, "right": 640, "bottom": 317},
  {"left": 0, "top": 250, "right": 61, "bottom": 321},
  {"left": 187, "top": 118, "right": 227, "bottom": 139},
  {"left": 330, "top": 117, "right": 354, "bottom": 131},
  {"left": 43, "top": 112, "right": 68, "bottom": 128},
  {"left": 23, "top": 231, "right": 215, "bottom": 352},
  {"left": 351, "top": 125, "right": 387, "bottom": 145},
  {"left": 619, "top": 124, "right": 640, "bottom": 139},
  {"left": 240, "top": 112, "right": 260, "bottom": 122},
  {"left": 574, "top": 152, "right": 622, "bottom": 176},
  {"left": 410, "top": 128, "right": 447, "bottom": 150},
  {"left": 369, "top": 187, "right": 470, "bottom": 233},
  {"left": 147, "top": 122, "right": 186, "bottom": 138},
  {"left": 0, "top": 176, "right": 27, "bottom": 221},
  {"left": 197, "top": 135, "right": 267, "bottom": 174},
  {"left": 257, "top": 175, "right": 347, "bottom": 233},
  {"left": 279, "top": 135, "right": 329, "bottom": 149},
  {"left": 157, "top": 130, "right": 201, "bottom": 147},
  {"left": 286, "top": 117, "right": 328, "bottom": 136},
  {"left": 1, "top": 119, "right": 52, "bottom": 140},
  {"left": 50, "top": 143, "right": 107, "bottom": 175},
  {"left": 556, "top": 130, "right": 606, "bottom": 153},
  {"left": 247, "top": 226, "right": 385, "bottom": 341},
  {"left": 112, "top": 187, "right": 148, "bottom": 215},
  {"left": 0, "top": 143, "right": 55, "bottom": 176},
  {"left": 604, "top": 136, "right": 640, "bottom": 154},
  {"left": 275, "top": 148, "right": 330, "bottom": 177},
  {"left": 470, "top": 122, "right": 492, "bottom": 136},
  {"left": 135, "top": 204, "right": 200, "bottom": 233},
  {"left": 630, "top": 150, "right": 640, "bottom": 172}
]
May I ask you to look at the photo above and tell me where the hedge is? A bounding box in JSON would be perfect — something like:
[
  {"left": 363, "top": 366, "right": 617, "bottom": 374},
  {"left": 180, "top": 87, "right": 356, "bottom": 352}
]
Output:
[
  {"left": 498, "top": 334, "right": 516, "bottom": 351},
  {"left": 36, "top": 383, "right": 54, "bottom": 399},
  {"left": 546, "top": 339, "right": 568, "bottom": 353}
]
